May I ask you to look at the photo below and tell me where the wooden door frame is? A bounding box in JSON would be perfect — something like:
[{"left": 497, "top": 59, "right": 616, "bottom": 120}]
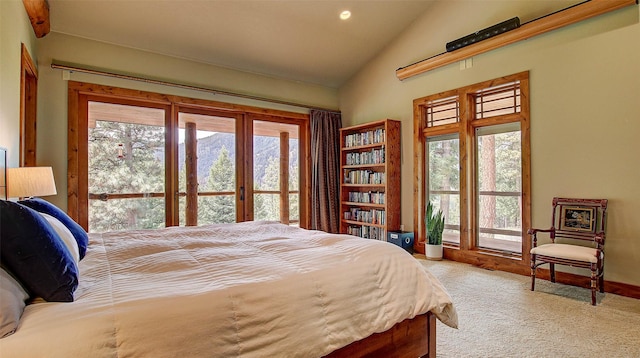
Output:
[{"left": 20, "top": 43, "right": 38, "bottom": 167}]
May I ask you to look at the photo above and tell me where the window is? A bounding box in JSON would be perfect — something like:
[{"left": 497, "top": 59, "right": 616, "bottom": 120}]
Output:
[
  {"left": 88, "top": 101, "right": 167, "bottom": 232},
  {"left": 177, "top": 110, "right": 241, "bottom": 226},
  {"left": 476, "top": 124, "right": 522, "bottom": 254},
  {"left": 427, "top": 135, "right": 460, "bottom": 245},
  {"left": 251, "top": 119, "right": 300, "bottom": 225},
  {"left": 414, "top": 72, "right": 530, "bottom": 271},
  {"left": 68, "top": 82, "right": 310, "bottom": 232},
  {"left": 426, "top": 95, "right": 459, "bottom": 128}
]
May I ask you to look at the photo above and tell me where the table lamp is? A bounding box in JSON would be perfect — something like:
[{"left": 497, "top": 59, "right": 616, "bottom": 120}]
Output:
[{"left": 6, "top": 166, "right": 57, "bottom": 199}]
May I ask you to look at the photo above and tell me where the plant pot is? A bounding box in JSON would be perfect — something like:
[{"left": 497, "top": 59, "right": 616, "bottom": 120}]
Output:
[{"left": 425, "top": 243, "right": 443, "bottom": 261}]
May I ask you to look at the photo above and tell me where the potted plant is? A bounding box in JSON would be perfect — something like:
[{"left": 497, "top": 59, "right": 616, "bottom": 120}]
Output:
[{"left": 425, "top": 201, "right": 445, "bottom": 260}]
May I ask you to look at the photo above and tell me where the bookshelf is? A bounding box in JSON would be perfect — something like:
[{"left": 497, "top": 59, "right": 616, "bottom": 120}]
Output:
[{"left": 339, "top": 119, "right": 401, "bottom": 240}]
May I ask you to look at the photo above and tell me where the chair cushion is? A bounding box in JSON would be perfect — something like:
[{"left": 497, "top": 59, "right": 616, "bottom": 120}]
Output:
[{"left": 530, "top": 243, "right": 600, "bottom": 263}]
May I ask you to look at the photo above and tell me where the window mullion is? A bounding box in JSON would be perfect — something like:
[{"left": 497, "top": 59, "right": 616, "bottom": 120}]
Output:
[
  {"left": 459, "top": 91, "right": 474, "bottom": 252},
  {"left": 165, "top": 103, "right": 179, "bottom": 227}
]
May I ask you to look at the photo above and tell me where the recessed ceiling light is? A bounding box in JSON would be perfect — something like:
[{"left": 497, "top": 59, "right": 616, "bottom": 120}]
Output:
[{"left": 340, "top": 10, "right": 351, "bottom": 20}]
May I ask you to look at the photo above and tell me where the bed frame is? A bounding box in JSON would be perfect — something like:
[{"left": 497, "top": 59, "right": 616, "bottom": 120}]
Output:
[
  {"left": 326, "top": 312, "right": 436, "bottom": 358},
  {"left": 0, "top": 145, "right": 437, "bottom": 357}
]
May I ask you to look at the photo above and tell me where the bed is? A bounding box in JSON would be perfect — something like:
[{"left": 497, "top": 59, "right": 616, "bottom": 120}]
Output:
[{"left": 1, "top": 214, "right": 457, "bottom": 357}]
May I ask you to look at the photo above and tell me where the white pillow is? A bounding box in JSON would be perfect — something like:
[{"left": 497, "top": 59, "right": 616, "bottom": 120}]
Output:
[
  {"left": 39, "top": 212, "right": 80, "bottom": 264},
  {"left": 0, "top": 268, "right": 29, "bottom": 338}
]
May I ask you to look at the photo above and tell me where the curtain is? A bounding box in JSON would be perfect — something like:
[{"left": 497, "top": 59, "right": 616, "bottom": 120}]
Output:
[{"left": 310, "top": 109, "right": 342, "bottom": 233}]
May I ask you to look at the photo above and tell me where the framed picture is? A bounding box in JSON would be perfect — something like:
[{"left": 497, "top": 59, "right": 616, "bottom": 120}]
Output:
[{"left": 560, "top": 205, "right": 595, "bottom": 232}]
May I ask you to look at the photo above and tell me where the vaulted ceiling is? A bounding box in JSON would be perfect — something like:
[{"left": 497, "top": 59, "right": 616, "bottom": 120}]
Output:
[{"left": 48, "top": 0, "right": 437, "bottom": 88}]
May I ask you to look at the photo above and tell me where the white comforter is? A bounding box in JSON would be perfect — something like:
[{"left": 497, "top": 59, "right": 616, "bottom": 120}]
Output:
[{"left": 0, "top": 221, "right": 457, "bottom": 357}]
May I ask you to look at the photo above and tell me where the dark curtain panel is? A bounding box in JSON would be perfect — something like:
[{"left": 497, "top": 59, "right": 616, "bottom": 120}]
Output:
[{"left": 310, "top": 109, "right": 342, "bottom": 233}]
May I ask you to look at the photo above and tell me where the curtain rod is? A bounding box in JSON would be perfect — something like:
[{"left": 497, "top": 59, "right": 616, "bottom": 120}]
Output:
[{"left": 50, "top": 61, "right": 340, "bottom": 113}]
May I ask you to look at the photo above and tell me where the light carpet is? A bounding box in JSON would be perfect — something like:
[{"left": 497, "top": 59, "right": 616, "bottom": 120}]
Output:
[{"left": 419, "top": 258, "right": 640, "bottom": 358}]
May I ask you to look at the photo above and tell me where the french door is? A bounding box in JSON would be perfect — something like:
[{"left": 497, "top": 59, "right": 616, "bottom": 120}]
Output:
[
  {"left": 87, "top": 100, "right": 169, "bottom": 232},
  {"left": 177, "top": 108, "right": 243, "bottom": 226},
  {"left": 71, "top": 82, "right": 308, "bottom": 232},
  {"left": 250, "top": 118, "right": 300, "bottom": 225}
]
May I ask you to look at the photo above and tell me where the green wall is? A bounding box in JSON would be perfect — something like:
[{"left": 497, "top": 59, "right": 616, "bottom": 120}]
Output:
[
  {"left": 339, "top": 2, "right": 640, "bottom": 286},
  {"left": 0, "top": 0, "right": 37, "bottom": 167},
  {"left": 34, "top": 32, "right": 338, "bottom": 209},
  {"left": 3, "top": 0, "right": 639, "bottom": 287}
]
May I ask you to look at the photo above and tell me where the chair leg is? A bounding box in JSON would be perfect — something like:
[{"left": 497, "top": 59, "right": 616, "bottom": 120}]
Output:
[
  {"left": 530, "top": 255, "right": 536, "bottom": 291},
  {"left": 591, "top": 264, "right": 598, "bottom": 306},
  {"left": 549, "top": 263, "right": 555, "bottom": 283},
  {"left": 599, "top": 267, "right": 605, "bottom": 293}
]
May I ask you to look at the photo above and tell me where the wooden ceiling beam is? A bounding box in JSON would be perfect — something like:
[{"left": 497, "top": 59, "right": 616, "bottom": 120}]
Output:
[
  {"left": 396, "top": 0, "right": 638, "bottom": 81},
  {"left": 22, "top": 0, "right": 50, "bottom": 38}
]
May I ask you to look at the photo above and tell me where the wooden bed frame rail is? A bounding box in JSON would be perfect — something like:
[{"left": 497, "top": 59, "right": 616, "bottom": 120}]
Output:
[{"left": 325, "top": 312, "right": 436, "bottom": 358}]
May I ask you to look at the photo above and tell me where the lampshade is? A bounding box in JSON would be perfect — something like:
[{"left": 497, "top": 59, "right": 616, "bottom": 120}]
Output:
[{"left": 7, "top": 167, "right": 57, "bottom": 198}]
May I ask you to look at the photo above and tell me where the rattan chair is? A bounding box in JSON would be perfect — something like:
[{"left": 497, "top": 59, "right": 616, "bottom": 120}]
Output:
[{"left": 528, "top": 197, "right": 608, "bottom": 305}]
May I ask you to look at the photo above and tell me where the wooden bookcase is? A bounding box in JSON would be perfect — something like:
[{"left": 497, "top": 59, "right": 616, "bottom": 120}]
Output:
[{"left": 339, "top": 119, "right": 401, "bottom": 240}]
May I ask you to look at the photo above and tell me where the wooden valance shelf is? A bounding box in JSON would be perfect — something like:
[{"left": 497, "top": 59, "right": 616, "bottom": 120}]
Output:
[{"left": 396, "top": 0, "right": 637, "bottom": 81}]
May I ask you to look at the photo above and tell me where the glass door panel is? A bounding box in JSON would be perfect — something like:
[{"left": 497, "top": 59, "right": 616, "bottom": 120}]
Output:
[
  {"left": 476, "top": 123, "right": 522, "bottom": 253},
  {"left": 87, "top": 101, "right": 166, "bottom": 232},
  {"left": 427, "top": 135, "right": 460, "bottom": 244},
  {"left": 252, "top": 120, "right": 299, "bottom": 224},
  {"left": 178, "top": 112, "right": 237, "bottom": 225}
]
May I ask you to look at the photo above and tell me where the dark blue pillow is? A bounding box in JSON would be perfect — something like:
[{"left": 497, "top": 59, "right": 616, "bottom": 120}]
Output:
[
  {"left": 0, "top": 200, "right": 78, "bottom": 302},
  {"left": 19, "top": 198, "right": 88, "bottom": 260}
]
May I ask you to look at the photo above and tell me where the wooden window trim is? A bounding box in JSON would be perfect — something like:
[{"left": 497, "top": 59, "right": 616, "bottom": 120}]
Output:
[
  {"left": 413, "top": 71, "right": 531, "bottom": 275},
  {"left": 67, "top": 81, "right": 310, "bottom": 230}
]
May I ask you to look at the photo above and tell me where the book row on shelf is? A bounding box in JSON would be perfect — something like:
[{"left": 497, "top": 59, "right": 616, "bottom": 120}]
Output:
[
  {"left": 344, "top": 147, "right": 385, "bottom": 166},
  {"left": 346, "top": 225, "right": 386, "bottom": 241},
  {"left": 344, "top": 170, "right": 385, "bottom": 185},
  {"left": 347, "top": 191, "right": 386, "bottom": 204},
  {"left": 344, "top": 128, "right": 386, "bottom": 148},
  {"left": 343, "top": 208, "right": 386, "bottom": 225}
]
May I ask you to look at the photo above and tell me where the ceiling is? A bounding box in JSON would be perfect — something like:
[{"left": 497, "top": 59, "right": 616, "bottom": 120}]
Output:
[{"left": 49, "top": 0, "right": 437, "bottom": 88}]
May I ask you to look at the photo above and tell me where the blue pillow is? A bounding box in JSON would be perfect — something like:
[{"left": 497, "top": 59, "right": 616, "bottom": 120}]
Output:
[
  {"left": 0, "top": 200, "right": 78, "bottom": 302},
  {"left": 19, "top": 198, "right": 88, "bottom": 260}
]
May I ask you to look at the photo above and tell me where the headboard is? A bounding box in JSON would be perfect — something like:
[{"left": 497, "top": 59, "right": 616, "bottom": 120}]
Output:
[{"left": 0, "top": 147, "right": 6, "bottom": 199}]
